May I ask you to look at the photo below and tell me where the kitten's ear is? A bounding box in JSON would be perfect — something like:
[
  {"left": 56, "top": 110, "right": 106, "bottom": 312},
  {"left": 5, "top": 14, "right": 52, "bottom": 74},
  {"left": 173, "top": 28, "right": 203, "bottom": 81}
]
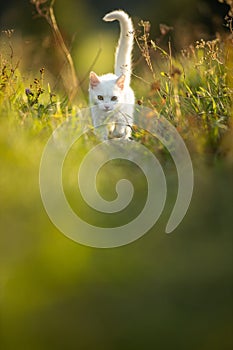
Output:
[
  {"left": 90, "top": 71, "right": 100, "bottom": 88},
  {"left": 116, "top": 74, "right": 125, "bottom": 90}
]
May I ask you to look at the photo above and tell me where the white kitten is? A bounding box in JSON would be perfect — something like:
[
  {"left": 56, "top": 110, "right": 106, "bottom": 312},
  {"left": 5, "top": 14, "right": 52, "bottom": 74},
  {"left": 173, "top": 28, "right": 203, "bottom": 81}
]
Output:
[{"left": 89, "top": 10, "right": 135, "bottom": 140}]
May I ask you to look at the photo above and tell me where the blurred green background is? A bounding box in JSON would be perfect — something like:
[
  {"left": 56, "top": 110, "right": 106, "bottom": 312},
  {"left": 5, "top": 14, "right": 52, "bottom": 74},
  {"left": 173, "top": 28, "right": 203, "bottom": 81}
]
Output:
[
  {"left": 0, "top": 1, "right": 233, "bottom": 349},
  {"left": 0, "top": 0, "right": 231, "bottom": 93}
]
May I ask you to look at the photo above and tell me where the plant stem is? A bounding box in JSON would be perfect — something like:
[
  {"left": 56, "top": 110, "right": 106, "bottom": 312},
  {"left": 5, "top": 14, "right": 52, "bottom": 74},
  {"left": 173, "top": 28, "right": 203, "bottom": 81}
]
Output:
[{"left": 48, "top": 5, "right": 78, "bottom": 97}]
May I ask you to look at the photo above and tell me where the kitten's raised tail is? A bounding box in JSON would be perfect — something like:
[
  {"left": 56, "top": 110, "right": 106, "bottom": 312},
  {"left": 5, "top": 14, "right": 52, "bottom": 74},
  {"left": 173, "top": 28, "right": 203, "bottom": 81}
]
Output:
[{"left": 103, "top": 10, "right": 134, "bottom": 83}]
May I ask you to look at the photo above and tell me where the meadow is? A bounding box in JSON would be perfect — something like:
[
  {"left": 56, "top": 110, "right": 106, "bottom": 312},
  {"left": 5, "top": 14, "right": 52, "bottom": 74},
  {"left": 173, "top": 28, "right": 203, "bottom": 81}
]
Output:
[{"left": 0, "top": 1, "right": 232, "bottom": 349}]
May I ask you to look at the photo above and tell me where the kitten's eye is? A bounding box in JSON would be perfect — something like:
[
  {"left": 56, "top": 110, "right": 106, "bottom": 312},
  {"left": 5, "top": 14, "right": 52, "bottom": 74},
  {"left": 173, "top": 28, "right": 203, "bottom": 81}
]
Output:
[
  {"left": 111, "top": 96, "right": 118, "bottom": 101},
  {"left": 97, "top": 95, "right": 104, "bottom": 101}
]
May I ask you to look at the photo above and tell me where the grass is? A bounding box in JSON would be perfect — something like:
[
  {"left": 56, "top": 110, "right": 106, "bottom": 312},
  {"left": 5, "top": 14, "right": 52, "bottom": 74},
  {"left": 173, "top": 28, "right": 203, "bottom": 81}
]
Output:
[
  {"left": 132, "top": 20, "right": 233, "bottom": 157},
  {"left": 0, "top": 11, "right": 232, "bottom": 161}
]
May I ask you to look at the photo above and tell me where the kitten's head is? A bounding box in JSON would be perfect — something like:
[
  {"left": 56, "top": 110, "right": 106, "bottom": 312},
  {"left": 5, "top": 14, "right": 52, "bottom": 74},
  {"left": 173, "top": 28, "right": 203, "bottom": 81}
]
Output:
[{"left": 89, "top": 71, "right": 125, "bottom": 112}]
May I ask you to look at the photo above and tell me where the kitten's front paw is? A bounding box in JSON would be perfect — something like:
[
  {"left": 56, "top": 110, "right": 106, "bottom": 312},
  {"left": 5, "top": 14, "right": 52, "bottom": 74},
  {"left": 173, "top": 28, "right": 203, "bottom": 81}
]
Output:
[{"left": 108, "top": 126, "right": 132, "bottom": 140}]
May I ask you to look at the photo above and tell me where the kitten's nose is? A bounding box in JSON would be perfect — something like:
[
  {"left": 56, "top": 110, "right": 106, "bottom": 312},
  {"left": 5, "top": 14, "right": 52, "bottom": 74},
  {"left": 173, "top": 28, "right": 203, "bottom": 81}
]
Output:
[{"left": 104, "top": 105, "right": 110, "bottom": 111}]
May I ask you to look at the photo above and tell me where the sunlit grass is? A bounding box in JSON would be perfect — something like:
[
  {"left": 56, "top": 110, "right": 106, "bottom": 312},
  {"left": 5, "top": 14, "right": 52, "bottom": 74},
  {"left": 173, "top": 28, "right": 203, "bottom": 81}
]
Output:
[{"left": 0, "top": 29, "right": 232, "bottom": 158}]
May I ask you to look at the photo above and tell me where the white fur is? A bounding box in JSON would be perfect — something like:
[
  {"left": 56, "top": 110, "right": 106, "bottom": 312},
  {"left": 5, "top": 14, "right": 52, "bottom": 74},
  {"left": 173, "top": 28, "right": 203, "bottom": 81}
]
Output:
[
  {"left": 103, "top": 10, "right": 134, "bottom": 83},
  {"left": 89, "top": 10, "right": 135, "bottom": 140}
]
